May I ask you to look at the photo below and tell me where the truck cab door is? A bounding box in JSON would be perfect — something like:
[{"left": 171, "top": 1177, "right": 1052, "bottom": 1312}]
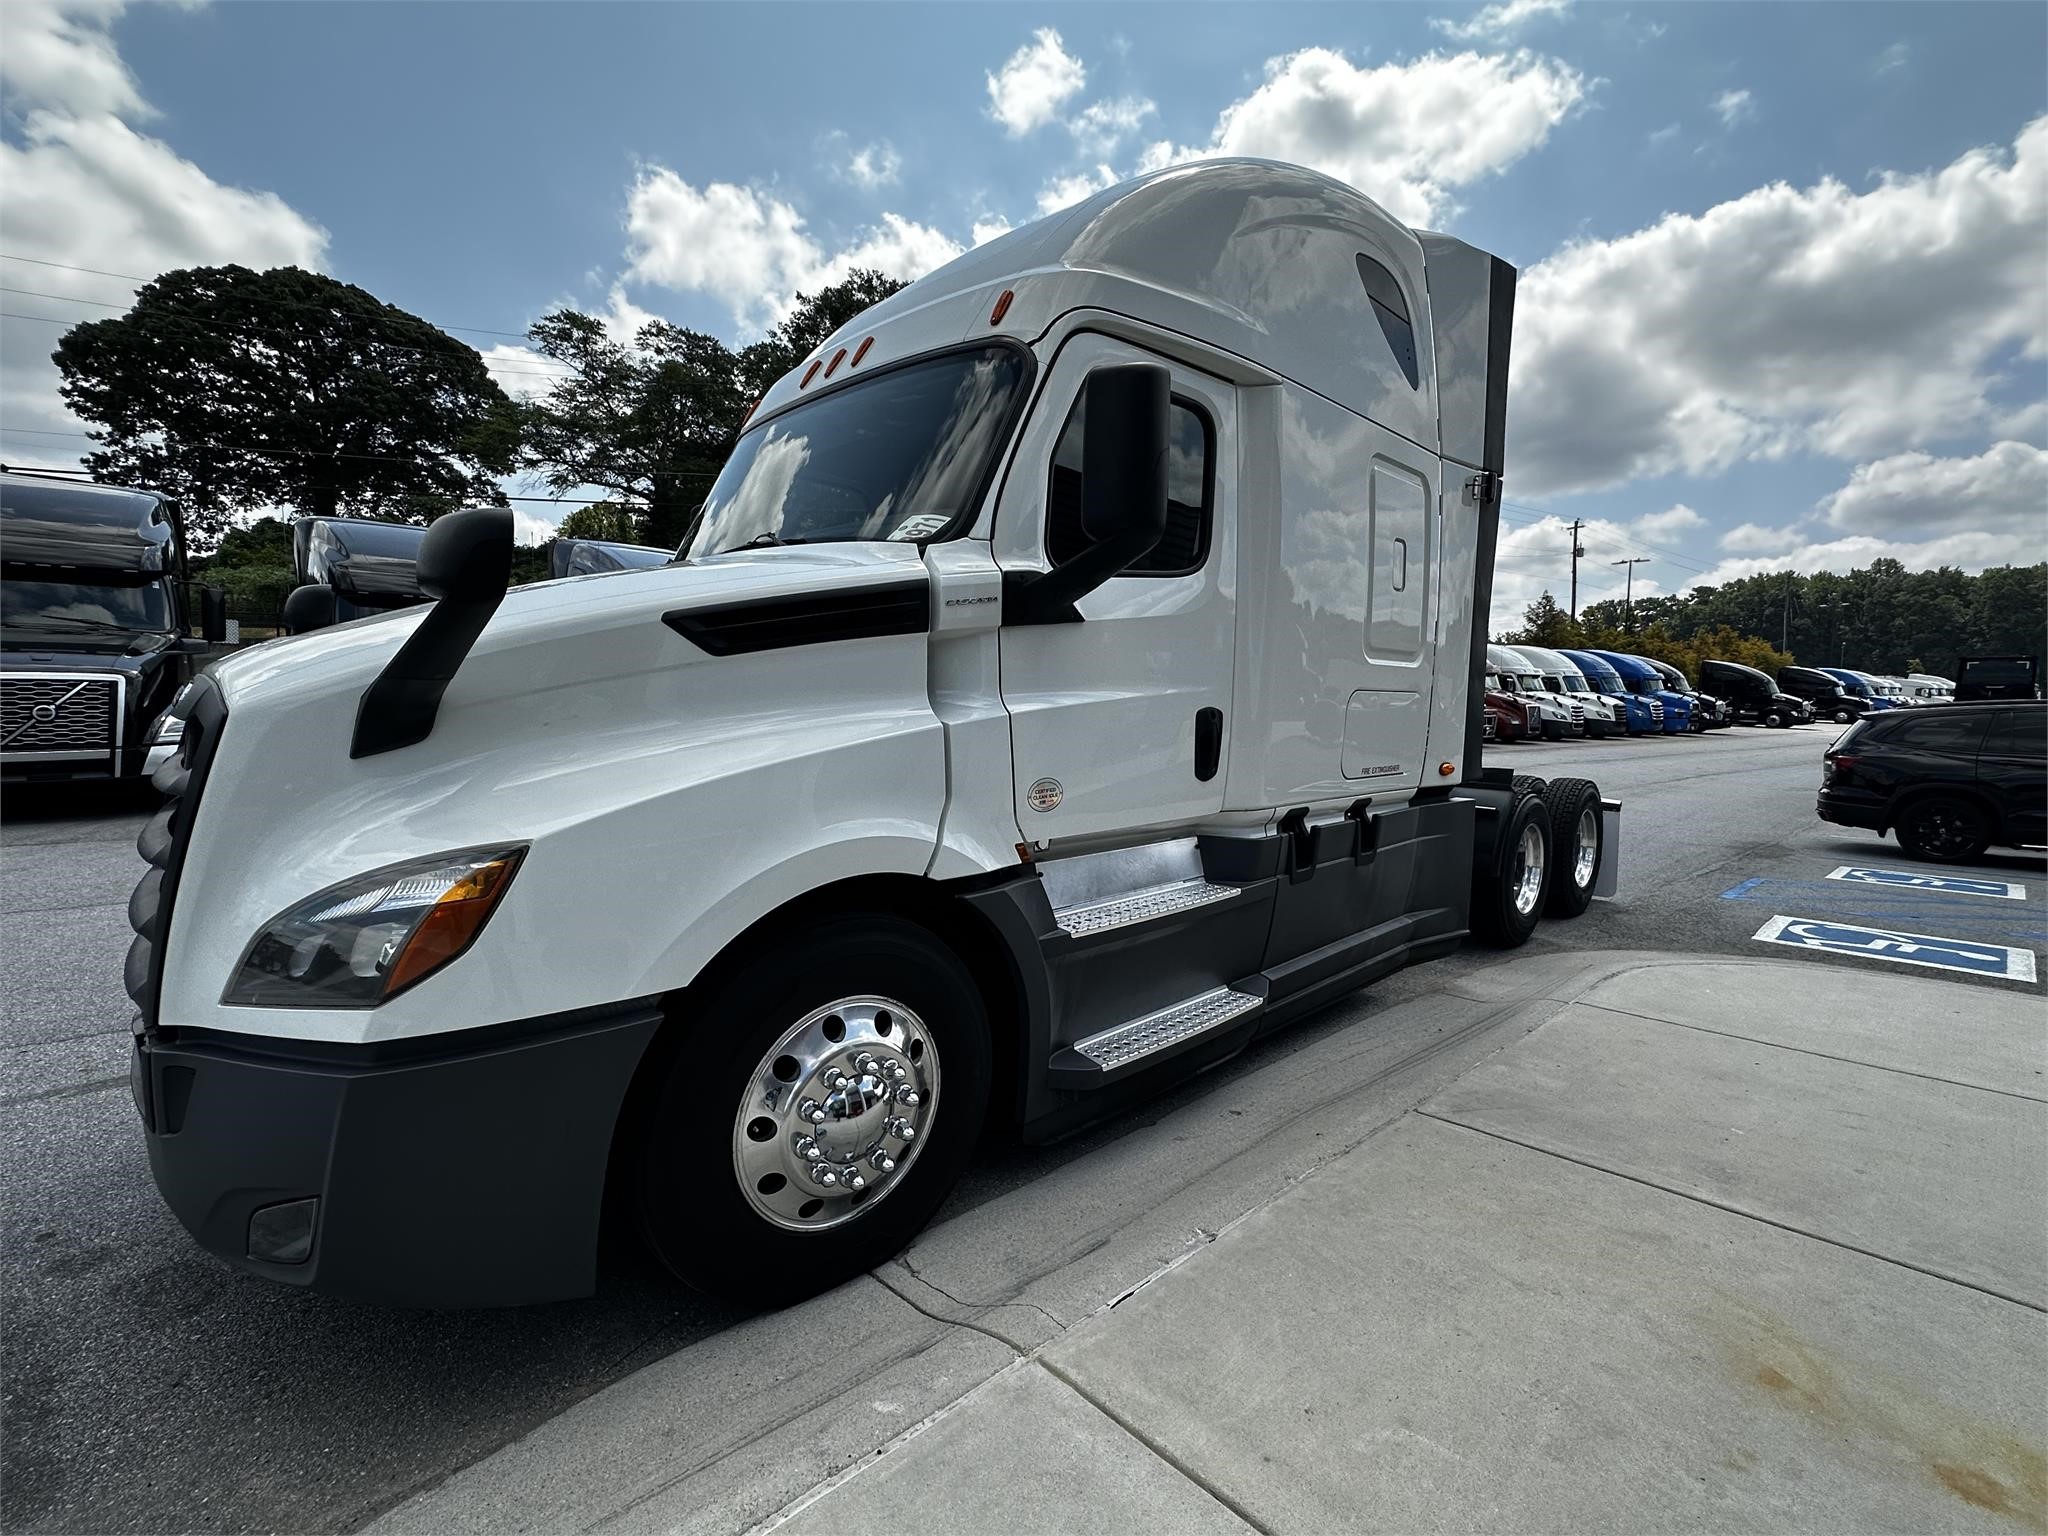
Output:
[{"left": 993, "top": 335, "right": 1236, "bottom": 842}]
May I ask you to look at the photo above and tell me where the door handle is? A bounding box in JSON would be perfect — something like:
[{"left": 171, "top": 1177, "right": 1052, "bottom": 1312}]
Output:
[
  {"left": 1393, "top": 537, "right": 1408, "bottom": 591},
  {"left": 1195, "top": 707, "right": 1223, "bottom": 782}
]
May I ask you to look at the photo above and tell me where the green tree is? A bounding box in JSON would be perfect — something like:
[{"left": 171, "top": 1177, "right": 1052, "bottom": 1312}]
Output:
[
  {"left": 201, "top": 515, "right": 295, "bottom": 571},
  {"left": 519, "top": 270, "right": 910, "bottom": 548},
  {"left": 556, "top": 503, "right": 644, "bottom": 543},
  {"left": 1509, "top": 590, "right": 1583, "bottom": 649},
  {"left": 54, "top": 266, "right": 517, "bottom": 543}
]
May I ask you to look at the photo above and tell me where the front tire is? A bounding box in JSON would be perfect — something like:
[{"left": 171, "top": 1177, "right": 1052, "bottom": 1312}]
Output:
[
  {"left": 1894, "top": 796, "right": 1991, "bottom": 864},
  {"left": 1471, "top": 788, "right": 1551, "bottom": 947},
  {"left": 636, "top": 916, "right": 991, "bottom": 1307},
  {"left": 1833, "top": 707, "right": 1854, "bottom": 724}
]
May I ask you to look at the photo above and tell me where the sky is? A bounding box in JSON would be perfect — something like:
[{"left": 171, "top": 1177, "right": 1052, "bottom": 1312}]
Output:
[{"left": 1, "top": 0, "right": 2042, "bottom": 630}]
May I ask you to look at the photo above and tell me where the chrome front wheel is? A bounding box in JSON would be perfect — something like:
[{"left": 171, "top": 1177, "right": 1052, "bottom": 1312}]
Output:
[{"left": 731, "top": 996, "right": 939, "bottom": 1232}]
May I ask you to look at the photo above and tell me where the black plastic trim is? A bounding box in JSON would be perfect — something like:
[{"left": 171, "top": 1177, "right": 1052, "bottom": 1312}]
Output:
[
  {"left": 663, "top": 579, "right": 929, "bottom": 655},
  {"left": 1466, "top": 254, "right": 1517, "bottom": 781},
  {"left": 125, "top": 673, "right": 226, "bottom": 1029},
  {"left": 138, "top": 1003, "right": 662, "bottom": 1307}
]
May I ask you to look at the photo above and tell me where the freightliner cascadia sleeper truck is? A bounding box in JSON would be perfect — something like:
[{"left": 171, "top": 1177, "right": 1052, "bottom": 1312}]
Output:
[{"left": 125, "top": 161, "right": 1619, "bottom": 1307}]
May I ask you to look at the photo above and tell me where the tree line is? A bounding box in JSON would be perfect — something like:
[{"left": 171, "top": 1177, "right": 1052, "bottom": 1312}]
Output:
[
  {"left": 1503, "top": 558, "right": 2046, "bottom": 681},
  {"left": 48, "top": 263, "right": 907, "bottom": 557}
]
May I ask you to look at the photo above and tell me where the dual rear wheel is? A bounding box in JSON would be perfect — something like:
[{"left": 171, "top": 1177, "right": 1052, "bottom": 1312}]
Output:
[{"left": 1471, "top": 776, "right": 1603, "bottom": 946}]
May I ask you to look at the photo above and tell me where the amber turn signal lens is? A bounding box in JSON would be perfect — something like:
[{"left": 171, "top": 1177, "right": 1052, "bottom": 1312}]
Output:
[
  {"left": 382, "top": 854, "right": 522, "bottom": 997},
  {"left": 1438, "top": 761, "right": 1456, "bottom": 776}
]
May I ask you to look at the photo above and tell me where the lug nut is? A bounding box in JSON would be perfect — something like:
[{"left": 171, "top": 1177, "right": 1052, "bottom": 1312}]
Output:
[
  {"left": 796, "top": 1137, "right": 822, "bottom": 1161},
  {"left": 895, "top": 1087, "right": 920, "bottom": 1108},
  {"left": 846, "top": 1172, "right": 867, "bottom": 1191},
  {"left": 886, "top": 1062, "right": 907, "bottom": 1081},
  {"left": 823, "top": 1069, "right": 848, "bottom": 1090},
  {"left": 855, "top": 1054, "right": 878, "bottom": 1073},
  {"left": 801, "top": 1100, "right": 826, "bottom": 1124},
  {"left": 870, "top": 1150, "right": 896, "bottom": 1173},
  {"left": 811, "top": 1165, "right": 838, "bottom": 1187},
  {"left": 893, "top": 1120, "right": 916, "bottom": 1142}
]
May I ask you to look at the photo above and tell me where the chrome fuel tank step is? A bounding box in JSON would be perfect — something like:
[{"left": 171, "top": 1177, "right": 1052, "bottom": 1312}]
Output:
[{"left": 1039, "top": 836, "right": 1243, "bottom": 939}]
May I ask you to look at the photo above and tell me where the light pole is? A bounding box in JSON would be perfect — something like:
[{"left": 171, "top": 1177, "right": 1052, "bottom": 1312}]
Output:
[
  {"left": 1568, "top": 518, "right": 1586, "bottom": 619},
  {"left": 1612, "top": 556, "right": 1650, "bottom": 630}
]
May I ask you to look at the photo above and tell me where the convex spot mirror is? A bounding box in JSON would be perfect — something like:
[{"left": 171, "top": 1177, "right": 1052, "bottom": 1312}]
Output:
[{"left": 419, "top": 507, "right": 514, "bottom": 604}]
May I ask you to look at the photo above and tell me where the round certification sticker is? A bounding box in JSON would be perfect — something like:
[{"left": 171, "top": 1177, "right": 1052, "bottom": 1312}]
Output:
[{"left": 1026, "top": 778, "right": 1063, "bottom": 812}]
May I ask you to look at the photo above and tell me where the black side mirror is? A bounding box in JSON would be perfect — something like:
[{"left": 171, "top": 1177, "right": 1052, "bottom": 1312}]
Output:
[
  {"left": 200, "top": 585, "right": 228, "bottom": 644},
  {"left": 1007, "top": 363, "right": 1170, "bottom": 625},
  {"left": 282, "top": 584, "right": 339, "bottom": 635},
  {"left": 418, "top": 506, "right": 514, "bottom": 602}
]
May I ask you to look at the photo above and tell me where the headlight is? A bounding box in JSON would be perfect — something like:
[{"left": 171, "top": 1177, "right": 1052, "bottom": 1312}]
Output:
[{"left": 223, "top": 846, "right": 525, "bottom": 1008}]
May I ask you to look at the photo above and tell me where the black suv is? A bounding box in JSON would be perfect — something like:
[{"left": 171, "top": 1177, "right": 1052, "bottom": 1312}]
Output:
[{"left": 1819, "top": 702, "right": 2046, "bottom": 862}]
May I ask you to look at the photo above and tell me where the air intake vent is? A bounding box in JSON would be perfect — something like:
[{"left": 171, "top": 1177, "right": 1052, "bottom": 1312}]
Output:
[{"left": 663, "top": 580, "right": 928, "bottom": 656}]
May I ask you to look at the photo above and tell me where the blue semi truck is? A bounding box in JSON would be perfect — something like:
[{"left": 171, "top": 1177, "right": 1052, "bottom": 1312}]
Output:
[
  {"left": 1560, "top": 649, "right": 1663, "bottom": 735},
  {"left": 1586, "top": 650, "right": 1692, "bottom": 733}
]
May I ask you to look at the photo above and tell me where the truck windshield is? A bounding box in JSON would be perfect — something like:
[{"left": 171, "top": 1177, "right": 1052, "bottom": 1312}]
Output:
[
  {"left": 1580, "top": 671, "right": 1623, "bottom": 696},
  {"left": 2, "top": 576, "right": 171, "bottom": 634},
  {"left": 684, "top": 345, "right": 1027, "bottom": 560}
]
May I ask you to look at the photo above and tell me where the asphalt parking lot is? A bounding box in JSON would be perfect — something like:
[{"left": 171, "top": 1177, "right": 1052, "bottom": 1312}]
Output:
[{"left": 3, "top": 722, "right": 2042, "bottom": 1534}]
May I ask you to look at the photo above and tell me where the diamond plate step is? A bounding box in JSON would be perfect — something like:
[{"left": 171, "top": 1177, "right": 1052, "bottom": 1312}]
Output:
[
  {"left": 1069, "top": 985, "right": 1263, "bottom": 1074},
  {"left": 1052, "top": 878, "right": 1240, "bottom": 939}
]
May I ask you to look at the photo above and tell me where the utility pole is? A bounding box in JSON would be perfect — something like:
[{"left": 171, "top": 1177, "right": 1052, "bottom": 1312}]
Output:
[
  {"left": 1567, "top": 519, "right": 1586, "bottom": 619},
  {"left": 1612, "top": 556, "right": 1650, "bottom": 630},
  {"left": 1781, "top": 571, "right": 1798, "bottom": 652}
]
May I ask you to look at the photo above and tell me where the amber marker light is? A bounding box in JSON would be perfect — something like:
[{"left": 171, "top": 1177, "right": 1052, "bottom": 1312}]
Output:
[
  {"left": 382, "top": 852, "right": 525, "bottom": 998},
  {"left": 989, "top": 289, "right": 1014, "bottom": 325},
  {"left": 850, "top": 336, "right": 874, "bottom": 367},
  {"left": 800, "top": 359, "right": 823, "bottom": 388},
  {"left": 823, "top": 346, "right": 848, "bottom": 379},
  {"left": 1438, "top": 762, "right": 1456, "bottom": 777}
]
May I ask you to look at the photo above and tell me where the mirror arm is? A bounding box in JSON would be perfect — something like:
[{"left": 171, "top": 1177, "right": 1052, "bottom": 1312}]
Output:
[
  {"left": 1003, "top": 528, "right": 1158, "bottom": 626},
  {"left": 350, "top": 507, "right": 512, "bottom": 758}
]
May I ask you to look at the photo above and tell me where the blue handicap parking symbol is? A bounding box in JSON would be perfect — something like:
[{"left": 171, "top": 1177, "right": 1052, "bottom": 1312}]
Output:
[
  {"left": 1825, "top": 866, "right": 2025, "bottom": 900},
  {"left": 1753, "top": 915, "right": 2038, "bottom": 982}
]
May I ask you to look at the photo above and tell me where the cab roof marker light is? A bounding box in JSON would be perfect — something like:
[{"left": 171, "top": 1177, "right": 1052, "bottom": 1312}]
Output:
[
  {"left": 850, "top": 336, "right": 873, "bottom": 368},
  {"left": 823, "top": 346, "right": 848, "bottom": 379},
  {"left": 800, "top": 359, "right": 823, "bottom": 388},
  {"left": 989, "top": 289, "right": 1014, "bottom": 325}
]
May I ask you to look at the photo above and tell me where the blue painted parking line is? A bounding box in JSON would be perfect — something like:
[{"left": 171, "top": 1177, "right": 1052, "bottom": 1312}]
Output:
[
  {"left": 1825, "top": 866, "right": 2025, "bottom": 900},
  {"left": 1719, "top": 877, "right": 1765, "bottom": 900},
  {"left": 1752, "top": 915, "right": 2038, "bottom": 982}
]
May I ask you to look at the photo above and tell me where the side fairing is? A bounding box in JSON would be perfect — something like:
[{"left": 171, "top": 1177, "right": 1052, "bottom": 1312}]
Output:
[{"left": 160, "top": 547, "right": 947, "bottom": 1045}]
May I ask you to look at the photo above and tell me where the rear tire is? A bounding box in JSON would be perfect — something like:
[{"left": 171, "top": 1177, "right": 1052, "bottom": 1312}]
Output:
[
  {"left": 1471, "top": 788, "right": 1550, "bottom": 947},
  {"left": 1542, "top": 778, "right": 1602, "bottom": 918},
  {"left": 636, "top": 916, "right": 991, "bottom": 1307},
  {"left": 1894, "top": 796, "right": 1991, "bottom": 864}
]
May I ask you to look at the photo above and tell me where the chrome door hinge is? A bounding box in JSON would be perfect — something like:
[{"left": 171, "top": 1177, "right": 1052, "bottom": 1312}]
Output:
[{"left": 1465, "top": 471, "right": 1500, "bottom": 506}]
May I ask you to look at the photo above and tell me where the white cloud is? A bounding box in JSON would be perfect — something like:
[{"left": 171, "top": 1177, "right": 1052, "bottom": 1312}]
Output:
[
  {"left": 1036, "top": 163, "right": 1121, "bottom": 216},
  {"left": 1687, "top": 528, "right": 2043, "bottom": 591},
  {"left": 623, "top": 169, "right": 959, "bottom": 330},
  {"left": 1720, "top": 522, "right": 1806, "bottom": 554},
  {"left": 0, "top": 0, "right": 150, "bottom": 120},
  {"left": 970, "top": 215, "right": 1014, "bottom": 247},
  {"left": 986, "top": 27, "right": 1085, "bottom": 137},
  {"left": 1632, "top": 504, "right": 1705, "bottom": 539},
  {"left": 1138, "top": 47, "right": 1587, "bottom": 226},
  {"left": 0, "top": 4, "right": 328, "bottom": 470},
  {"left": 1874, "top": 42, "right": 1910, "bottom": 77},
  {"left": 1432, "top": 0, "right": 1571, "bottom": 43},
  {"left": 843, "top": 140, "right": 901, "bottom": 190},
  {"left": 1647, "top": 122, "right": 1680, "bottom": 149},
  {"left": 1818, "top": 440, "right": 2047, "bottom": 538},
  {"left": 1071, "top": 95, "right": 1155, "bottom": 155},
  {"left": 1508, "top": 116, "right": 2048, "bottom": 499},
  {"left": 1713, "top": 88, "right": 1755, "bottom": 128}
]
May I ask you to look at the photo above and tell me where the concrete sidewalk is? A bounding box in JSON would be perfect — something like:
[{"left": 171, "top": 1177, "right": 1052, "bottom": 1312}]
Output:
[{"left": 374, "top": 953, "right": 2047, "bottom": 1536}]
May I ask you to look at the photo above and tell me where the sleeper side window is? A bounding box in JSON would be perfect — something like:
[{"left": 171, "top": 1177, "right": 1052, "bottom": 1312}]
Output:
[
  {"left": 1356, "top": 254, "right": 1419, "bottom": 389},
  {"left": 1046, "top": 391, "right": 1214, "bottom": 576}
]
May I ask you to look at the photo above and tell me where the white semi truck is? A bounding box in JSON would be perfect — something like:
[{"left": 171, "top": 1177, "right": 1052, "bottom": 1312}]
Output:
[{"left": 126, "top": 161, "right": 1617, "bottom": 1308}]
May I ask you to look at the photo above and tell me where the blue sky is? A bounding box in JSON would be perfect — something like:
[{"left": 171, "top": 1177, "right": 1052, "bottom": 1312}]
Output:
[{"left": 3, "top": 1, "right": 2043, "bottom": 627}]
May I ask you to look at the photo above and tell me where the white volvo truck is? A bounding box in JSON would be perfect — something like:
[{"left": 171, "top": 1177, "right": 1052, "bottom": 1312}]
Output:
[{"left": 126, "top": 161, "right": 1617, "bottom": 1308}]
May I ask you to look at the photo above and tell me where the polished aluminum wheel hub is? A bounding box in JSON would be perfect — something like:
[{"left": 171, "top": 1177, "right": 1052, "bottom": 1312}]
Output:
[
  {"left": 732, "top": 996, "right": 938, "bottom": 1231},
  {"left": 1512, "top": 821, "right": 1546, "bottom": 916},
  {"left": 1572, "top": 806, "right": 1599, "bottom": 889}
]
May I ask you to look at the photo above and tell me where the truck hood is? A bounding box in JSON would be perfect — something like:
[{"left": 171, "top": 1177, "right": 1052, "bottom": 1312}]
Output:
[
  {"left": 1, "top": 634, "right": 176, "bottom": 671},
  {"left": 209, "top": 541, "right": 930, "bottom": 717}
]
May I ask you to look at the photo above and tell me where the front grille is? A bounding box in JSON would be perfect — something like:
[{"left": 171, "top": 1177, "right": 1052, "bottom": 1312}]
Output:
[
  {"left": 1649, "top": 700, "right": 1665, "bottom": 722},
  {"left": 127, "top": 677, "right": 227, "bottom": 1031},
  {"left": 1, "top": 675, "right": 118, "bottom": 755},
  {"left": 1568, "top": 701, "right": 1584, "bottom": 723}
]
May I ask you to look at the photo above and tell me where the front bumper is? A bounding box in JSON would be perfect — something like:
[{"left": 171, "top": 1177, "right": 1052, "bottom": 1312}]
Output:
[{"left": 134, "top": 1004, "right": 662, "bottom": 1307}]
